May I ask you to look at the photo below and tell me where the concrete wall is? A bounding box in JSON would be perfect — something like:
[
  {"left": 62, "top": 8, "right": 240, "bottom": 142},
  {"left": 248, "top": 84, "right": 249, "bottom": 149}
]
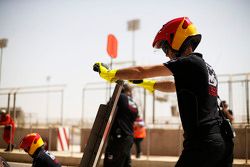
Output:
[
  {"left": 81, "top": 127, "right": 249, "bottom": 159},
  {"left": 0, "top": 127, "right": 58, "bottom": 150},
  {"left": 0, "top": 126, "right": 248, "bottom": 159},
  {"left": 234, "top": 127, "right": 250, "bottom": 158},
  {"left": 132, "top": 128, "right": 183, "bottom": 156}
]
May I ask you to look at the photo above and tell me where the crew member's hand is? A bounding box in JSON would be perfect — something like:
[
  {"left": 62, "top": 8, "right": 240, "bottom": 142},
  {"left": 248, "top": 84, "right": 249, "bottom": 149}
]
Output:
[
  {"left": 93, "top": 62, "right": 117, "bottom": 82},
  {"left": 129, "top": 79, "right": 156, "bottom": 93}
]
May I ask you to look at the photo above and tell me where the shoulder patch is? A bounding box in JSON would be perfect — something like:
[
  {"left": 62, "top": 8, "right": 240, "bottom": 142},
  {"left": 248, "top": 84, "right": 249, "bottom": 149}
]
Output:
[{"left": 45, "top": 150, "right": 56, "bottom": 160}]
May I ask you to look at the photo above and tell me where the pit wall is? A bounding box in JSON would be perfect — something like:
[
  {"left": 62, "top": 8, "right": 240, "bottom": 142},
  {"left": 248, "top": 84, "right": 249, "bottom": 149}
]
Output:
[
  {"left": 80, "top": 127, "right": 249, "bottom": 159},
  {"left": 0, "top": 127, "right": 58, "bottom": 151},
  {"left": 0, "top": 126, "right": 248, "bottom": 159}
]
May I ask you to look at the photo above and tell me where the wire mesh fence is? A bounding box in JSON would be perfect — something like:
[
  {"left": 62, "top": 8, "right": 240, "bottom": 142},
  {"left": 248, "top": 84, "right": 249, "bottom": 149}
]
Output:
[{"left": 0, "top": 73, "right": 249, "bottom": 127}]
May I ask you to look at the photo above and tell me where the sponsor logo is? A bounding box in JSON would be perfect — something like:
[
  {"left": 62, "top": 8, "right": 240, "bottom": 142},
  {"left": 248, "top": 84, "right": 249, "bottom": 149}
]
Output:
[{"left": 206, "top": 63, "right": 218, "bottom": 96}]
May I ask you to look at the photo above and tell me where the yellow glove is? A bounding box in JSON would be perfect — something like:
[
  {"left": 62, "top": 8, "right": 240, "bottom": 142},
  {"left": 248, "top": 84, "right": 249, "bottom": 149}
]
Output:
[
  {"left": 93, "top": 62, "right": 117, "bottom": 82},
  {"left": 129, "top": 79, "right": 156, "bottom": 93}
]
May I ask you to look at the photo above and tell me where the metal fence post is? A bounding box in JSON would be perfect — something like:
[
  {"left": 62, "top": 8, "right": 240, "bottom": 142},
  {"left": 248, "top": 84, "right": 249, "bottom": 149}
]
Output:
[
  {"left": 48, "top": 125, "right": 52, "bottom": 151},
  {"left": 178, "top": 125, "right": 183, "bottom": 156},
  {"left": 146, "top": 127, "right": 150, "bottom": 160},
  {"left": 246, "top": 78, "right": 249, "bottom": 124},
  {"left": 245, "top": 124, "right": 250, "bottom": 164}
]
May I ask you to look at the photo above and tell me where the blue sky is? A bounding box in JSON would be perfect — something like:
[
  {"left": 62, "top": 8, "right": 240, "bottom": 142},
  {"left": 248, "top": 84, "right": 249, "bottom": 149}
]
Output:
[{"left": 0, "top": 0, "right": 249, "bottom": 121}]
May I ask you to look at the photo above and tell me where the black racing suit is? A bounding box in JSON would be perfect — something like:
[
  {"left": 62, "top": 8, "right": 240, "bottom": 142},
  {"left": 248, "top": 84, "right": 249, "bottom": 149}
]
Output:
[
  {"left": 32, "top": 147, "right": 61, "bottom": 167},
  {"left": 164, "top": 53, "right": 234, "bottom": 167},
  {"left": 104, "top": 93, "right": 138, "bottom": 167}
]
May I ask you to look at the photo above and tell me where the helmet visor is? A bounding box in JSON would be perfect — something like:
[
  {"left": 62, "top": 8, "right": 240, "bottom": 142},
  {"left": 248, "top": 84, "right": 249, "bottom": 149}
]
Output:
[{"left": 161, "top": 41, "right": 170, "bottom": 54}]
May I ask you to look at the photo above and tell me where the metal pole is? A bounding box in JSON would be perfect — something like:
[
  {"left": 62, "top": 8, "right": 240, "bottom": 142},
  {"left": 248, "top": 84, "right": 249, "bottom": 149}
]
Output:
[
  {"left": 9, "top": 125, "right": 12, "bottom": 150},
  {"left": 0, "top": 84, "right": 66, "bottom": 91},
  {"left": 127, "top": 19, "right": 139, "bottom": 66},
  {"left": 0, "top": 38, "right": 8, "bottom": 87},
  {"left": 61, "top": 90, "right": 64, "bottom": 125},
  {"left": 10, "top": 92, "right": 16, "bottom": 150},
  {"left": 0, "top": 47, "right": 3, "bottom": 87},
  {"left": 228, "top": 75, "right": 233, "bottom": 110},
  {"left": 13, "top": 92, "right": 16, "bottom": 123},
  {"left": 81, "top": 88, "right": 85, "bottom": 127},
  {"left": 146, "top": 128, "right": 150, "bottom": 160},
  {"left": 179, "top": 125, "right": 183, "bottom": 155},
  {"left": 46, "top": 76, "right": 50, "bottom": 125},
  {"left": 7, "top": 93, "right": 10, "bottom": 114},
  {"left": 245, "top": 124, "right": 250, "bottom": 164},
  {"left": 29, "top": 113, "right": 32, "bottom": 130},
  {"left": 70, "top": 126, "right": 74, "bottom": 155},
  {"left": 246, "top": 78, "right": 249, "bottom": 124},
  {"left": 132, "top": 30, "right": 135, "bottom": 66},
  {"left": 48, "top": 126, "right": 52, "bottom": 151},
  {"left": 152, "top": 92, "right": 155, "bottom": 124},
  {"left": 143, "top": 89, "right": 146, "bottom": 123}
]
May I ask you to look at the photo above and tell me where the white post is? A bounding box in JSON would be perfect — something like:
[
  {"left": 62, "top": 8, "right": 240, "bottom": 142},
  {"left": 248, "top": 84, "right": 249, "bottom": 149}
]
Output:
[
  {"left": 127, "top": 19, "right": 140, "bottom": 66},
  {"left": 0, "top": 38, "right": 8, "bottom": 87}
]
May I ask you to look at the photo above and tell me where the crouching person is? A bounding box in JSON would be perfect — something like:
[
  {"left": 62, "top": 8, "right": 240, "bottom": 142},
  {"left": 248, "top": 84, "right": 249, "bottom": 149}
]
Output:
[{"left": 19, "top": 133, "right": 61, "bottom": 167}]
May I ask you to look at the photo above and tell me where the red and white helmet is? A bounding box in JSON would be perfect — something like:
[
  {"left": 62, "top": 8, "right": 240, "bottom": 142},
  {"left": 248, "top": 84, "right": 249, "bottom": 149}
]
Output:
[{"left": 152, "top": 17, "right": 201, "bottom": 53}]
